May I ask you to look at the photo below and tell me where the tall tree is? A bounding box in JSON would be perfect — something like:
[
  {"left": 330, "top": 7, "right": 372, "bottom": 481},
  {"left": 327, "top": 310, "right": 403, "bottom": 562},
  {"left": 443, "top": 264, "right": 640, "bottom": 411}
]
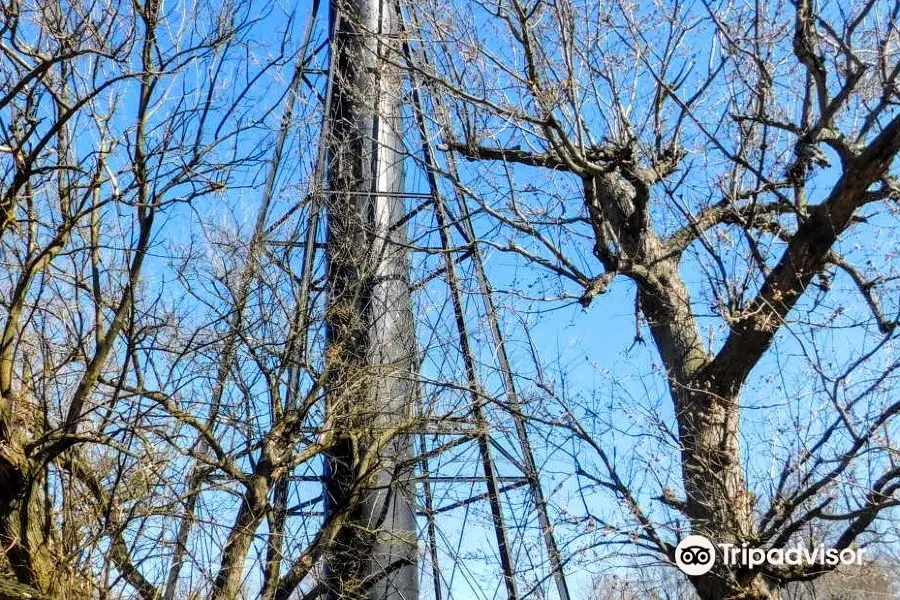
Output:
[
  {"left": 0, "top": 1, "right": 346, "bottom": 598},
  {"left": 0, "top": 0, "right": 258, "bottom": 594},
  {"left": 401, "top": 0, "right": 900, "bottom": 598}
]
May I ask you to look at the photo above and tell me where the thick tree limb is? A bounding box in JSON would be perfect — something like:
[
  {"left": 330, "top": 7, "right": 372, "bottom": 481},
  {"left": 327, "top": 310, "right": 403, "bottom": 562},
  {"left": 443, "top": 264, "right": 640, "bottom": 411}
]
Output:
[
  {"left": 445, "top": 140, "right": 570, "bottom": 170},
  {"left": 664, "top": 199, "right": 796, "bottom": 256},
  {"left": 705, "top": 113, "right": 900, "bottom": 393}
]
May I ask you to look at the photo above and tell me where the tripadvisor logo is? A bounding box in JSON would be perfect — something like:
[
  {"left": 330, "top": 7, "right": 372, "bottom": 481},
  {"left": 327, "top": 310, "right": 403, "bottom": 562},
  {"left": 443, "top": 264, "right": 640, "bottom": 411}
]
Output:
[{"left": 674, "top": 535, "right": 865, "bottom": 576}]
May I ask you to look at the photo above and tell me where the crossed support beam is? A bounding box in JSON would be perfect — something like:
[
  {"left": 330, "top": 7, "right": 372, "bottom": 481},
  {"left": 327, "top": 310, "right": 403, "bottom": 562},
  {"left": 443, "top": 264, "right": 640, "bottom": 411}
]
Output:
[{"left": 316, "top": 1, "right": 572, "bottom": 599}]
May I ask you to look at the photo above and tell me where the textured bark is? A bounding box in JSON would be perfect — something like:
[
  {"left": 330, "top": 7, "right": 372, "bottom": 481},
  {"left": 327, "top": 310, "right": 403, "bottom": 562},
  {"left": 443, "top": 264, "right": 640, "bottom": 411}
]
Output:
[
  {"left": 0, "top": 400, "right": 60, "bottom": 600},
  {"left": 323, "top": 0, "right": 419, "bottom": 598},
  {"left": 209, "top": 477, "right": 270, "bottom": 600},
  {"left": 0, "top": 579, "right": 51, "bottom": 600},
  {"left": 584, "top": 172, "right": 783, "bottom": 600}
]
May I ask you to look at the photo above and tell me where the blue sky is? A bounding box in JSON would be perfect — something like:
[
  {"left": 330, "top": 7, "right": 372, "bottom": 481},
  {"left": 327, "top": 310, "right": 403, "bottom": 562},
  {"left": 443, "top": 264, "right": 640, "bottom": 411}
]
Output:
[{"left": 35, "top": 0, "right": 897, "bottom": 597}]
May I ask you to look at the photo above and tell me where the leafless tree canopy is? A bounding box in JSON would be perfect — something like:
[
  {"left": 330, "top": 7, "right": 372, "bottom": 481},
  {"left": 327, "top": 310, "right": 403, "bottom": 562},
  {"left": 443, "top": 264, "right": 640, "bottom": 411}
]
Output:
[
  {"left": 400, "top": 0, "right": 900, "bottom": 598},
  {"left": 1, "top": 0, "right": 899, "bottom": 600},
  {"left": 0, "top": 0, "right": 339, "bottom": 597}
]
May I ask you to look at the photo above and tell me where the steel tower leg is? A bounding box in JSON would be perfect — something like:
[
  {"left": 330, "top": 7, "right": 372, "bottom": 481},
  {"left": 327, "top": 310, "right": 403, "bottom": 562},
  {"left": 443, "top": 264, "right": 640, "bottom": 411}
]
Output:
[{"left": 322, "top": 0, "right": 418, "bottom": 599}]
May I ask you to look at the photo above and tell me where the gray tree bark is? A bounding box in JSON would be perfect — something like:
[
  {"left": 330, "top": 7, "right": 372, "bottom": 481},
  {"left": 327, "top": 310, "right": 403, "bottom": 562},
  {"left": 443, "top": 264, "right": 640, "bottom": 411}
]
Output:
[{"left": 322, "top": 0, "right": 419, "bottom": 599}]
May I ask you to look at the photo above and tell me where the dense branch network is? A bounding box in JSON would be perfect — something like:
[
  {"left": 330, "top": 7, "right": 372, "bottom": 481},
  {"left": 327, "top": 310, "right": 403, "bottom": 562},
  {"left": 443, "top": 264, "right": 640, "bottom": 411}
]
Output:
[{"left": 405, "top": 0, "right": 900, "bottom": 597}]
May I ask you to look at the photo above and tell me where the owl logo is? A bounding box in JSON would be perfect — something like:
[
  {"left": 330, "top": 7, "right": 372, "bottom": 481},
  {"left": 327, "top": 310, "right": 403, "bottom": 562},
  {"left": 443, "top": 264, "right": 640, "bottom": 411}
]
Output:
[{"left": 675, "top": 535, "right": 716, "bottom": 575}]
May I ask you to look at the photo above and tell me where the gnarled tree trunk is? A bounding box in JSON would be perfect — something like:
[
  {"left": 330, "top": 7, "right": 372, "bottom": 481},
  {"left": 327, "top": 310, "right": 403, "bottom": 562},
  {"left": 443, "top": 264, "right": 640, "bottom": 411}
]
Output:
[{"left": 586, "top": 172, "right": 783, "bottom": 600}]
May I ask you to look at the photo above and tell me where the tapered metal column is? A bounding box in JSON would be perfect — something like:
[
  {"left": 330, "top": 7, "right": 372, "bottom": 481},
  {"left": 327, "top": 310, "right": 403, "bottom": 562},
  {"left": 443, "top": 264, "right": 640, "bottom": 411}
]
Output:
[{"left": 322, "top": 0, "right": 418, "bottom": 599}]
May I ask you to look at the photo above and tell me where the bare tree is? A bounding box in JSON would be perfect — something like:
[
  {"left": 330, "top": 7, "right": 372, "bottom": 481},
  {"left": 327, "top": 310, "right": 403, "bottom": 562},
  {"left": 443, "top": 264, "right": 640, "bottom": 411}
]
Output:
[
  {"left": 9, "top": 0, "right": 899, "bottom": 599},
  {"left": 398, "top": 0, "right": 900, "bottom": 598},
  {"left": 0, "top": 0, "right": 434, "bottom": 597},
  {"left": 0, "top": 0, "right": 335, "bottom": 597}
]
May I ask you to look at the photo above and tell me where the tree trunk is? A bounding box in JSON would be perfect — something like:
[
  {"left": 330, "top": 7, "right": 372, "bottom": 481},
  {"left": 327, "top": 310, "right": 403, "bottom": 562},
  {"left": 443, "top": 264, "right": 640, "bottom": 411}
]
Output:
[
  {"left": 583, "top": 173, "right": 782, "bottom": 600},
  {"left": 0, "top": 401, "right": 60, "bottom": 599},
  {"left": 640, "top": 269, "right": 786, "bottom": 600},
  {"left": 323, "top": 0, "right": 418, "bottom": 599}
]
